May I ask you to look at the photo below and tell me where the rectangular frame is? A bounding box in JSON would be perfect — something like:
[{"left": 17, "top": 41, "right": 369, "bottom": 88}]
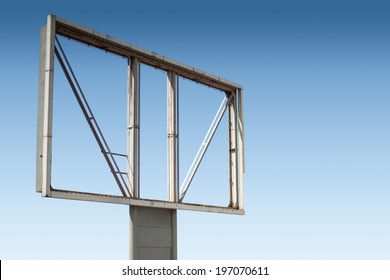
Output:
[{"left": 36, "top": 14, "right": 244, "bottom": 215}]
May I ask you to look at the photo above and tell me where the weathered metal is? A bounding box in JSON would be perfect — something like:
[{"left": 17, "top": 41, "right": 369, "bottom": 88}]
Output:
[
  {"left": 54, "top": 16, "right": 241, "bottom": 93},
  {"left": 37, "top": 14, "right": 244, "bottom": 212},
  {"left": 37, "top": 16, "right": 55, "bottom": 197},
  {"left": 37, "top": 14, "right": 245, "bottom": 260},
  {"left": 228, "top": 91, "right": 238, "bottom": 208},
  {"left": 48, "top": 188, "right": 244, "bottom": 215},
  {"left": 167, "top": 71, "right": 179, "bottom": 203},
  {"left": 127, "top": 58, "right": 140, "bottom": 198},
  {"left": 237, "top": 88, "right": 245, "bottom": 210}
]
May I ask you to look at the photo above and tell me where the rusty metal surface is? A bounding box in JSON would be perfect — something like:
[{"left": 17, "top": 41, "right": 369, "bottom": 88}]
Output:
[
  {"left": 53, "top": 15, "right": 242, "bottom": 92},
  {"left": 37, "top": 14, "right": 245, "bottom": 214},
  {"left": 49, "top": 188, "right": 245, "bottom": 215}
]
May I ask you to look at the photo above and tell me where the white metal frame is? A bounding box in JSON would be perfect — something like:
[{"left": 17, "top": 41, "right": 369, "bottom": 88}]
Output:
[{"left": 36, "top": 14, "right": 245, "bottom": 215}]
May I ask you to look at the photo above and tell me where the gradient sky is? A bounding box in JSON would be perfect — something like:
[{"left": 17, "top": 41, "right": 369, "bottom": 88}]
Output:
[{"left": 0, "top": 0, "right": 389, "bottom": 259}]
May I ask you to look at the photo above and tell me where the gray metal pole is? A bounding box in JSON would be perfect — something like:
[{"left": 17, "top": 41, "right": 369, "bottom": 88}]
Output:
[
  {"left": 237, "top": 88, "right": 245, "bottom": 210},
  {"left": 128, "top": 58, "right": 140, "bottom": 198},
  {"left": 41, "top": 15, "right": 56, "bottom": 197},
  {"left": 228, "top": 92, "right": 238, "bottom": 208},
  {"left": 128, "top": 57, "right": 140, "bottom": 260},
  {"left": 167, "top": 71, "right": 178, "bottom": 202},
  {"left": 167, "top": 71, "right": 178, "bottom": 259}
]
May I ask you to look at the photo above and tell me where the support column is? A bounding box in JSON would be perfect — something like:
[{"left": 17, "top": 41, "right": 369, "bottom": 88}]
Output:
[
  {"left": 130, "top": 206, "right": 177, "bottom": 260},
  {"left": 128, "top": 57, "right": 142, "bottom": 260},
  {"left": 228, "top": 91, "right": 238, "bottom": 208},
  {"left": 237, "top": 88, "right": 245, "bottom": 210},
  {"left": 38, "top": 15, "right": 56, "bottom": 197},
  {"left": 127, "top": 57, "right": 140, "bottom": 198},
  {"left": 167, "top": 71, "right": 179, "bottom": 202}
]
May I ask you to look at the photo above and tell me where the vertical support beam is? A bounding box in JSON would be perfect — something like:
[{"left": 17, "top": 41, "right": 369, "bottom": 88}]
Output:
[
  {"left": 36, "top": 25, "right": 47, "bottom": 193},
  {"left": 228, "top": 91, "right": 238, "bottom": 208},
  {"left": 237, "top": 88, "right": 245, "bottom": 210},
  {"left": 127, "top": 57, "right": 140, "bottom": 198},
  {"left": 166, "top": 72, "right": 179, "bottom": 260},
  {"left": 130, "top": 206, "right": 177, "bottom": 260},
  {"left": 128, "top": 57, "right": 141, "bottom": 260},
  {"left": 39, "top": 15, "right": 56, "bottom": 197},
  {"left": 167, "top": 71, "right": 179, "bottom": 202}
]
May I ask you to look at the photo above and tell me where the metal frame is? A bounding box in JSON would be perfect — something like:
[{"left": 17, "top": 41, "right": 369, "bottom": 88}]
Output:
[{"left": 36, "top": 14, "right": 245, "bottom": 215}]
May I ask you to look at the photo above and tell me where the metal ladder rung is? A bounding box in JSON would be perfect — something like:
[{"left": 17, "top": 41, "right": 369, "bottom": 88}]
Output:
[
  {"left": 113, "top": 171, "right": 127, "bottom": 175},
  {"left": 105, "top": 152, "right": 128, "bottom": 157}
]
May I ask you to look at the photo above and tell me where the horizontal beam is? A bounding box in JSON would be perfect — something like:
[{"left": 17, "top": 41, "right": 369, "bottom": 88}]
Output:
[
  {"left": 52, "top": 15, "right": 242, "bottom": 92},
  {"left": 49, "top": 188, "right": 245, "bottom": 215}
]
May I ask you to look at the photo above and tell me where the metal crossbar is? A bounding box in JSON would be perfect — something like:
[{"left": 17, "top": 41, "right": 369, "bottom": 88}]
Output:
[{"left": 54, "top": 37, "right": 132, "bottom": 197}]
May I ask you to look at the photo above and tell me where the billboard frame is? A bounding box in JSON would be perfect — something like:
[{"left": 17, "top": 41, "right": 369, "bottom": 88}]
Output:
[{"left": 36, "top": 14, "right": 244, "bottom": 215}]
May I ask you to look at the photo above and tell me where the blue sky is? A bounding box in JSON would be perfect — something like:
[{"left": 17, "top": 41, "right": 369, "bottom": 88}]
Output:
[{"left": 0, "top": 0, "right": 389, "bottom": 259}]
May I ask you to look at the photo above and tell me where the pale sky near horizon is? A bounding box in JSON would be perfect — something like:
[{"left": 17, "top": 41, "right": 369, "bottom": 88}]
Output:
[{"left": 0, "top": 0, "right": 389, "bottom": 259}]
